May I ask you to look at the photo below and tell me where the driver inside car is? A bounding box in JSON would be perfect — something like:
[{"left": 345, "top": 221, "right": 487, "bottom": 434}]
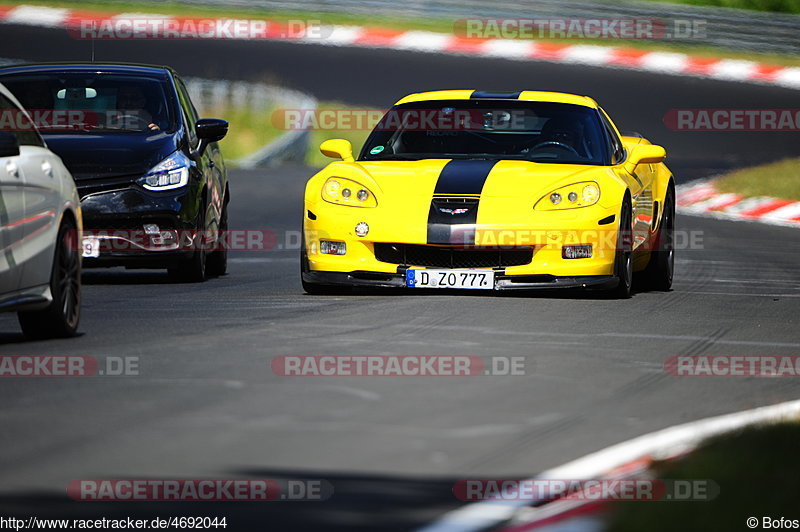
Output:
[
  {"left": 534, "top": 117, "right": 583, "bottom": 153},
  {"left": 115, "top": 85, "right": 160, "bottom": 131}
]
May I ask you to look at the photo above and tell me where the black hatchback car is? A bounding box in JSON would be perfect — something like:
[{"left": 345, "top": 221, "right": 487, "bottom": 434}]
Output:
[{"left": 0, "top": 63, "right": 229, "bottom": 282}]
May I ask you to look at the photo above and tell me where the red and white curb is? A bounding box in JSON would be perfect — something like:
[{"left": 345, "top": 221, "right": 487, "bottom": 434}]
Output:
[
  {"left": 2, "top": 4, "right": 800, "bottom": 89},
  {"left": 419, "top": 399, "right": 800, "bottom": 532},
  {"left": 678, "top": 180, "right": 800, "bottom": 227}
]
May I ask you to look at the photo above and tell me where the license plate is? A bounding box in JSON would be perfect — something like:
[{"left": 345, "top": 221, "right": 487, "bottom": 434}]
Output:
[
  {"left": 406, "top": 269, "right": 495, "bottom": 290},
  {"left": 82, "top": 236, "right": 100, "bottom": 258}
]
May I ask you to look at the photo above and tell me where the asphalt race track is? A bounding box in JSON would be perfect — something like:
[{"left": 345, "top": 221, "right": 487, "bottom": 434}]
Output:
[{"left": 1, "top": 24, "right": 800, "bottom": 531}]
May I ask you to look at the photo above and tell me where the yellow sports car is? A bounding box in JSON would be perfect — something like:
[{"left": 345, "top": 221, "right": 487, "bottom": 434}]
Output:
[{"left": 302, "top": 90, "right": 674, "bottom": 298}]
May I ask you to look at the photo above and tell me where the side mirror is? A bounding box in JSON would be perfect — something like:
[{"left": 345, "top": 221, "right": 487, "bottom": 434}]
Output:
[
  {"left": 0, "top": 132, "right": 20, "bottom": 158},
  {"left": 192, "top": 118, "right": 228, "bottom": 158},
  {"left": 196, "top": 118, "right": 228, "bottom": 142},
  {"left": 626, "top": 144, "right": 666, "bottom": 168},
  {"left": 320, "top": 139, "right": 354, "bottom": 163}
]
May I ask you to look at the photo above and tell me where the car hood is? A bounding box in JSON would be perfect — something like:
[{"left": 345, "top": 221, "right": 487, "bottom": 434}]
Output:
[
  {"left": 350, "top": 159, "right": 611, "bottom": 199},
  {"left": 42, "top": 131, "right": 180, "bottom": 181}
]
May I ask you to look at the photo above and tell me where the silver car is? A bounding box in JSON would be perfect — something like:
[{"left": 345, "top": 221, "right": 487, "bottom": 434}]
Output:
[{"left": 0, "top": 82, "right": 82, "bottom": 338}]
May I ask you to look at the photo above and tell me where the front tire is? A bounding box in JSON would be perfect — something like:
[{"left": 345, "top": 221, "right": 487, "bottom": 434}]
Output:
[
  {"left": 18, "top": 220, "right": 81, "bottom": 339},
  {"left": 207, "top": 201, "right": 228, "bottom": 278},
  {"left": 169, "top": 203, "right": 208, "bottom": 283},
  {"left": 609, "top": 199, "right": 633, "bottom": 299},
  {"left": 300, "top": 228, "right": 342, "bottom": 295}
]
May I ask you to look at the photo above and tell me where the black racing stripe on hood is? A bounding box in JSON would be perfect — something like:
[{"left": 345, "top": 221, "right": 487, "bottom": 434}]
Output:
[
  {"left": 433, "top": 159, "right": 498, "bottom": 195},
  {"left": 427, "top": 159, "right": 498, "bottom": 245}
]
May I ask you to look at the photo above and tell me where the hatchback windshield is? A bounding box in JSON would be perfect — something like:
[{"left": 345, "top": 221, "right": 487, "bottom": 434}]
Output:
[
  {"left": 360, "top": 100, "right": 610, "bottom": 165},
  {"left": 0, "top": 73, "right": 176, "bottom": 133}
]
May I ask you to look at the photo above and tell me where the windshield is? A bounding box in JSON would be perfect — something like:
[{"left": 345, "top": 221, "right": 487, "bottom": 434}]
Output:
[
  {"left": 359, "top": 100, "right": 610, "bottom": 165},
  {"left": 0, "top": 72, "right": 177, "bottom": 133}
]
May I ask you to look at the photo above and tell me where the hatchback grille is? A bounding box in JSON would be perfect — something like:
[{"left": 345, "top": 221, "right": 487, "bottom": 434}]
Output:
[
  {"left": 83, "top": 217, "right": 177, "bottom": 232},
  {"left": 374, "top": 243, "right": 533, "bottom": 269},
  {"left": 76, "top": 174, "right": 139, "bottom": 199}
]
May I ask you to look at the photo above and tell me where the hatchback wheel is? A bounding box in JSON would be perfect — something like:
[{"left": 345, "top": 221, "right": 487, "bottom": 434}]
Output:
[
  {"left": 169, "top": 206, "right": 208, "bottom": 283},
  {"left": 19, "top": 220, "right": 81, "bottom": 338}
]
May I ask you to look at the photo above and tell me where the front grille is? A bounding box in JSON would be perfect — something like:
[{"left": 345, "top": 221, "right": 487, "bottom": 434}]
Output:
[
  {"left": 83, "top": 217, "right": 177, "bottom": 232},
  {"left": 76, "top": 174, "right": 139, "bottom": 199},
  {"left": 374, "top": 243, "right": 533, "bottom": 269},
  {"left": 430, "top": 196, "right": 480, "bottom": 211}
]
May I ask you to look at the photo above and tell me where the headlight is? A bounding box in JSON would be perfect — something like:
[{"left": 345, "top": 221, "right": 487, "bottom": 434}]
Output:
[
  {"left": 535, "top": 182, "right": 600, "bottom": 211},
  {"left": 139, "top": 151, "right": 191, "bottom": 191},
  {"left": 322, "top": 177, "right": 377, "bottom": 207}
]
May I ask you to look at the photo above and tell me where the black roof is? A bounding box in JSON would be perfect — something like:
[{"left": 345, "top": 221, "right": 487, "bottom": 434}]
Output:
[{"left": 0, "top": 62, "right": 176, "bottom": 79}]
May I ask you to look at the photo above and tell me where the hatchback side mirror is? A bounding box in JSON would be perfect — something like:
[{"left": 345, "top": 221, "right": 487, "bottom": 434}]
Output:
[
  {"left": 0, "top": 132, "right": 20, "bottom": 158},
  {"left": 196, "top": 118, "right": 228, "bottom": 142},
  {"left": 192, "top": 118, "right": 228, "bottom": 157}
]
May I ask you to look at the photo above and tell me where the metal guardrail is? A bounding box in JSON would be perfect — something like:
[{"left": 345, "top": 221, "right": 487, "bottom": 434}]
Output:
[
  {"left": 184, "top": 78, "right": 316, "bottom": 167},
  {"left": 87, "top": 0, "right": 800, "bottom": 55}
]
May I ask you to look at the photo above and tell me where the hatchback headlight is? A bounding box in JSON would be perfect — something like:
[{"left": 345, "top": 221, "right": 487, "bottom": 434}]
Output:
[
  {"left": 139, "top": 151, "right": 191, "bottom": 191},
  {"left": 535, "top": 182, "right": 600, "bottom": 211}
]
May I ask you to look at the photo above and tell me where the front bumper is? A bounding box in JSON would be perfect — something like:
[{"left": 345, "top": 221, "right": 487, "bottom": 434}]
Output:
[
  {"left": 302, "top": 269, "right": 618, "bottom": 291},
  {"left": 80, "top": 185, "right": 198, "bottom": 268}
]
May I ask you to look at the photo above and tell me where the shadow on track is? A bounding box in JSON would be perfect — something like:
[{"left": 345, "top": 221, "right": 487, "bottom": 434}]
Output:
[
  {"left": 82, "top": 270, "right": 179, "bottom": 286},
  {"left": 0, "top": 469, "right": 467, "bottom": 532}
]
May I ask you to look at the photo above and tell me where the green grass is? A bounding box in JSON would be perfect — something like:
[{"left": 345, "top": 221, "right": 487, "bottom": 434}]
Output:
[
  {"left": 606, "top": 422, "right": 800, "bottom": 532},
  {"left": 637, "top": 0, "right": 800, "bottom": 14},
  {"left": 714, "top": 158, "right": 800, "bottom": 201},
  {"left": 9, "top": 0, "right": 800, "bottom": 67},
  {"left": 6, "top": 0, "right": 451, "bottom": 32},
  {"left": 305, "top": 102, "right": 379, "bottom": 168},
  {"left": 214, "top": 106, "right": 283, "bottom": 162},
  {"left": 210, "top": 100, "right": 377, "bottom": 167}
]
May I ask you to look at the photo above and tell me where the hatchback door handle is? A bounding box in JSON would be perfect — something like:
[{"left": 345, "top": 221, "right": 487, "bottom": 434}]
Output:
[
  {"left": 6, "top": 161, "right": 19, "bottom": 178},
  {"left": 41, "top": 160, "right": 53, "bottom": 177}
]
